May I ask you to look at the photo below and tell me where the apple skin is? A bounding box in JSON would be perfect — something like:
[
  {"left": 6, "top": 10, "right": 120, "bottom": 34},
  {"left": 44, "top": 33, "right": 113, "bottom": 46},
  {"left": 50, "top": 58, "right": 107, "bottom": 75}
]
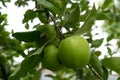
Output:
[
  {"left": 58, "top": 36, "right": 91, "bottom": 69},
  {"left": 42, "top": 45, "right": 63, "bottom": 71}
]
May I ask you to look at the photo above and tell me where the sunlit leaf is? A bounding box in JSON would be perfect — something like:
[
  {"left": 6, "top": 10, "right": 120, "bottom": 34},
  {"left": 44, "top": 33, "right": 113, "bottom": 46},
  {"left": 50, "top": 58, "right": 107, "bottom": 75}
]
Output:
[
  {"left": 22, "top": 9, "right": 37, "bottom": 23},
  {"left": 64, "top": 4, "right": 80, "bottom": 30},
  {"left": 37, "top": 0, "right": 61, "bottom": 18},
  {"left": 74, "top": 4, "right": 97, "bottom": 35},
  {"left": 48, "top": 0, "right": 67, "bottom": 10},
  {"left": 0, "top": 14, "right": 7, "bottom": 24},
  {"left": 102, "top": 57, "right": 120, "bottom": 75},
  {"left": 102, "top": 0, "right": 113, "bottom": 9}
]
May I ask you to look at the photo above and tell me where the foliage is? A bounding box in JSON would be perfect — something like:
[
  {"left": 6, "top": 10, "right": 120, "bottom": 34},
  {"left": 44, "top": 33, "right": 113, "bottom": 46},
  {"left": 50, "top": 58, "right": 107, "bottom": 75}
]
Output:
[{"left": 0, "top": 0, "right": 120, "bottom": 80}]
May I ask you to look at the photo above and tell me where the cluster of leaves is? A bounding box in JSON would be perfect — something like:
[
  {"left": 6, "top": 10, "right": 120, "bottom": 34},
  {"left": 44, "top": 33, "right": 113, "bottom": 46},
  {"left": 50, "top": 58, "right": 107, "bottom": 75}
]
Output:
[
  {"left": 0, "top": 13, "right": 38, "bottom": 80},
  {"left": 0, "top": 13, "right": 21, "bottom": 80},
  {"left": 0, "top": 0, "right": 120, "bottom": 80},
  {"left": 101, "top": 0, "right": 120, "bottom": 50}
]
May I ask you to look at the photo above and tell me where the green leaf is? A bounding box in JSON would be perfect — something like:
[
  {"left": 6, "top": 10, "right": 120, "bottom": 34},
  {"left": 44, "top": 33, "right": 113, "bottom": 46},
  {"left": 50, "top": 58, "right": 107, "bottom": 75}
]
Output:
[
  {"left": 12, "top": 31, "right": 41, "bottom": 42},
  {"left": 32, "top": 70, "right": 42, "bottom": 80},
  {"left": 89, "top": 53, "right": 103, "bottom": 78},
  {"left": 102, "top": 66, "right": 108, "bottom": 80},
  {"left": 91, "top": 38, "right": 104, "bottom": 48},
  {"left": 80, "top": 11, "right": 109, "bottom": 21},
  {"left": 102, "top": 57, "right": 120, "bottom": 75},
  {"left": 74, "top": 4, "right": 97, "bottom": 35},
  {"left": 96, "top": 13, "right": 110, "bottom": 20},
  {"left": 38, "top": 11, "right": 49, "bottom": 24},
  {"left": 94, "top": 51, "right": 101, "bottom": 57},
  {"left": 25, "top": 22, "right": 29, "bottom": 29},
  {"left": 64, "top": 5, "right": 80, "bottom": 29},
  {"left": 0, "top": 14, "right": 7, "bottom": 24},
  {"left": 107, "top": 34, "right": 114, "bottom": 42},
  {"left": 37, "top": 0, "right": 61, "bottom": 18},
  {"left": 36, "top": 24, "right": 56, "bottom": 39},
  {"left": 48, "top": 0, "right": 67, "bottom": 10},
  {"left": 9, "top": 46, "right": 44, "bottom": 80},
  {"left": 107, "top": 47, "right": 112, "bottom": 56},
  {"left": 79, "top": 13, "right": 88, "bottom": 22},
  {"left": 22, "top": 9, "right": 37, "bottom": 23},
  {"left": 102, "top": 0, "right": 113, "bottom": 9}
]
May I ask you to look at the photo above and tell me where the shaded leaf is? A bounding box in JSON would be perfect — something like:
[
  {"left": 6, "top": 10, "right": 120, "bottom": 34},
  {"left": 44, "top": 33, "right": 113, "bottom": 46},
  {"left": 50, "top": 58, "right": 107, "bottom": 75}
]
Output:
[
  {"left": 117, "top": 77, "right": 120, "bottom": 80},
  {"left": 83, "top": 69, "right": 99, "bottom": 80},
  {"left": 102, "top": 66, "right": 108, "bottom": 80},
  {"left": 33, "top": 70, "right": 42, "bottom": 80},
  {"left": 9, "top": 46, "right": 44, "bottom": 80},
  {"left": 92, "top": 38, "right": 104, "bottom": 48},
  {"left": 38, "top": 11, "right": 49, "bottom": 23},
  {"left": 79, "top": 12, "right": 89, "bottom": 22},
  {"left": 80, "top": 0, "right": 89, "bottom": 11},
  {"left": 36, "top": 24, "right": 56, "bottom": 39},
  {"left": 12, "top": 31, "right": 41, "bottom": 42},
  {"left": 89, "top": 53, "right": 103, "bottom": 78},
  {"left": 117, "top": 40, "right": 120, "bottom": 48},
  {"left": 74, "top": 4, "right": 97, "bottom": 35},
  {"left": 25, "top": 22, "right": 29, "bottom": 29},
  {"left": 94, "top": 51, "right": 101, "bottom": 57},
  {"left": 102, "top": 57, "right": 120, "bottom": 75}
]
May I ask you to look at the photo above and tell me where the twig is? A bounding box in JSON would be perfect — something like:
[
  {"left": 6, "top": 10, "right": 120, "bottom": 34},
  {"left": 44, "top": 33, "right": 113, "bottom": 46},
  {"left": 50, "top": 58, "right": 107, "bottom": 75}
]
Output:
[
  {"left": 49, "top": 13, "right": 65, "bottom": 40},
  {"left": 88, "top": 64, "right": 103, "bottom": 80}
]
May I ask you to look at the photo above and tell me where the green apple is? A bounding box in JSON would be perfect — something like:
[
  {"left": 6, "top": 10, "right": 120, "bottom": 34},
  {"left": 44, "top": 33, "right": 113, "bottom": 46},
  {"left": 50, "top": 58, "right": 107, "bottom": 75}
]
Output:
[
  {"left": 58, "top": 36, "right": 91, "bottom": 69},
  {"left": 42, "top": 45, "right": 63, "bottom": 71}
]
